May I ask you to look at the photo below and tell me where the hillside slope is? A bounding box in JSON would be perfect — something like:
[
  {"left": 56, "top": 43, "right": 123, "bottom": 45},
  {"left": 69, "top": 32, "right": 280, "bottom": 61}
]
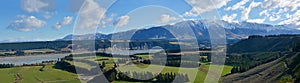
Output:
[
  {"left": 223, "top": 53, "right": 300, "bottom": 83},
  {"left": 224, "top": 35, "right": 300, "bottom": 83},
  {"left": 228, "top": 35, "right": 300, "bottom": 53}
]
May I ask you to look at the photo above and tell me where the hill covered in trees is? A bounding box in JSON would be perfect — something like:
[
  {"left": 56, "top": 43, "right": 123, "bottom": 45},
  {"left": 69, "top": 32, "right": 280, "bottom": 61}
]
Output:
[
  {"left": 228, "top": 34, "right": 300, "bottom": 53},
  {"left": 224, "top": 34, "right": 300, "bottom": 83}
]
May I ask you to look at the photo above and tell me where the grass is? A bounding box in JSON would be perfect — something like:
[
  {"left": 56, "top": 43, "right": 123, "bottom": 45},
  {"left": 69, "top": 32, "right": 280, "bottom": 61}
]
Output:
[
  {"left": 67, "top": 61, "right": 97, "bottom": 71},
  {"left": 96, "top": 58, "right": 116, "bottom": 63},
  {"left": 74, "top": 56, "right": 233, "bottom": 83},
  {"left": 117, "top": 64, "right": 233, "bottom": 83},
  {"left": 0, "top": 65, "right": 80, "bottom": 83},
  {"left": 0, "top": 59, "right": 232, "bottom": 83},
  {"left": 202, "top": 63, "right": 233, "bottom": 76},
  {"left": 0, "top": 68, "right": 15, "bottom": 83},
  {"left": 0, "top": 55, "right": 231, "bottom": 83},
  {"left": 136, "top": 54, "right": 152, "bottom": 58},
  {"left": 24, "top": 49, "right": 55, "bottom": 53},
  {"left": 0, "top": 51, "right": 15, "bottom": 55}
]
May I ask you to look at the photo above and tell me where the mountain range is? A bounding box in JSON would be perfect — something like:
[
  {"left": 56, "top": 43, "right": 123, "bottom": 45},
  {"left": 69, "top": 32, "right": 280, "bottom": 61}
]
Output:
[{"left": 59, "top": 20, "right": 300, "bottom": 42}]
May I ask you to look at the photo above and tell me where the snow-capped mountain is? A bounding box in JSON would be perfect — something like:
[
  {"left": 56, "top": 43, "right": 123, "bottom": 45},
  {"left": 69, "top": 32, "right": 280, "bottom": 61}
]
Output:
[{"left": 59, "top": 20, "right": 300, "bottom": 41}]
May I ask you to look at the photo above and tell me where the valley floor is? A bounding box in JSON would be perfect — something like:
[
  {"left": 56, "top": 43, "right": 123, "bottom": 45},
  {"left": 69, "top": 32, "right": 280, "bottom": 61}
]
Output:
[{"left": 0, "top": 63, "right": 233, "bottom": 83}]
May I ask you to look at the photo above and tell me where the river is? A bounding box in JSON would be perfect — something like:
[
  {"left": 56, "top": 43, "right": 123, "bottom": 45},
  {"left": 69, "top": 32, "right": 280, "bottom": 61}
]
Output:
[
  {"left": 0, "top": 54, "right": 69, "bottom": 65},
  {"left": 0, "top": 49, "right": 163, "bottom": 65}
]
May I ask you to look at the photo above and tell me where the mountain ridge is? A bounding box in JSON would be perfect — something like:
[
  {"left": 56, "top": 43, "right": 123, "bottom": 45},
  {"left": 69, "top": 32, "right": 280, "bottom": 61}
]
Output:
[{"left": 59, "top": 20, "right": 300, "bottom": 41}]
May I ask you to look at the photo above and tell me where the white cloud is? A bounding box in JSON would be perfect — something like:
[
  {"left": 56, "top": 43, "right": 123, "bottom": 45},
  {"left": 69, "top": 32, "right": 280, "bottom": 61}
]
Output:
[
  {"left": 225, "top": 0, "right": 250, "bottom": 11},
  {"left": 260, "top": 0, "right": 300, "bottom": 24},
  {"left": 261, "top": 0, "right": 300, "bottom": 25},
  {"left": 43, "top": 11, "right": 58, "bottom": 19},
  {"left": 241, "top": 1, "right": 261, "bottom": 20},
  {"left": 241, "top": 9, "right": 250, "bottom": 20},
  {"left": 99, "top": 14, "right": 116, "bottom": 28},
  {"left": 75, "top": 0, "right": 106, "bottom": 29},
  {"left": 262, "top": 0, "right": 300, "bottom": 12},
  {"left": 279, "top": 10, "right": 300, "bottom": 25},
  {"left": 259, "top": 10, "right": 269, "bottom": 16},
  {"left": 53, "top": 16, "right": 73, "bottom": 29},
  {"left": 285, "top": 13, "right": 292, "bottom": 18},
  {"left": 61, "top": 16, "right": 73, "bottom": 25},
  {"left": 157, "top": 14, "right": 179, "bottom": 23},
  {"left": 68, "top": 0, "right": 115, "bottom": 28},
  {"left": 53, "top": 24, "right": 62, "bottom": 30},
  {"left": 222, "top": 14, "right": 238, "bottom": 23},
  {"left": 7, "top": 15, "right": 46, "bottom": 32},
  {"left": 269, "top": 15, "right": 281, "bottom": 22},
  {"left": 184, "top": 0, "right": 230, "bottom": 16},
  {"left": 114, "top": 15, "right": 130, "bottom": 27},
  {"left": 246, "top": 18, "right": 266, "bottom": 23},
  {"left": 21, "top": 0, "right": 55, "bottom": 13}
]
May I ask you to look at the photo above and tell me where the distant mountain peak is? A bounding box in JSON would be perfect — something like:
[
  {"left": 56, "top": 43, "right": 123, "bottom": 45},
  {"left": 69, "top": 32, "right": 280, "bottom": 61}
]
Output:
[{"left": 59, "top": 20, "right": 300, "bottom": 41}]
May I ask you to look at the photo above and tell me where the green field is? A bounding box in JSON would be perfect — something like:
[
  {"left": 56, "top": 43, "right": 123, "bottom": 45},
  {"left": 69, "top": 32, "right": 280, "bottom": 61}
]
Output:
[
  {"left": 136, "top": 54, "right": 152, "bottom": 58},
  {"left": 202, "top": 63, "right": 233, "bottom": 76},
  {"left": 0, "top": 51, "right": 15, "bottom": 55},
  {"left": 0, "top": 55, "right": 232, "bottom": 83},
  {"left": 0, "top": 65, "right": 80, "bottom": 83},
  {"left": 117, "top": 64, "right": 232, "bottom": 83},
  {"left": 70, "top": 55, "right": 233, "bottom": 83},
  {"left": 66, "top": 59, "right": 232, "bottom": 83}
]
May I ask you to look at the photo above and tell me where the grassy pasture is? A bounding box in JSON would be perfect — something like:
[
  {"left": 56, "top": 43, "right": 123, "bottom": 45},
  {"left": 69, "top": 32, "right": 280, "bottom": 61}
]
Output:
[{"left": 0, "top": 65, "right": 80, "bottom": 83}]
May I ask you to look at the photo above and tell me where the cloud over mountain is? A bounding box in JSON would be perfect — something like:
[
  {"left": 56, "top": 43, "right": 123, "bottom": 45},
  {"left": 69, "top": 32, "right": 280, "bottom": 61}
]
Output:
[
  {"left": 222, "top": 14, "right": 238, "bottom": 23},
  {"left": 157, "top": 14, "right": 180, "bottom": 24},
  {"left": 114, "top": 15, "right": 130, "bottom": 27},
  {"left": 184, "top": 0, "right": 230, "bottom": 16}
]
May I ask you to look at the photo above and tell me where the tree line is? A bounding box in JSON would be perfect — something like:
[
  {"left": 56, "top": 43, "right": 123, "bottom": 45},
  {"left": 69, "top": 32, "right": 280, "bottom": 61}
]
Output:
[
  {"left": 0, "top": 64, "right": 14, "bottom": 68},
  {"left": 110, "top": 71, "right": 189, "bottom": 82},
  {"left": 227, "top": 52, "right": 282, "bottom": 73},
  {"left": 142, "top": 59, "right": 199, "bottom": 68}
]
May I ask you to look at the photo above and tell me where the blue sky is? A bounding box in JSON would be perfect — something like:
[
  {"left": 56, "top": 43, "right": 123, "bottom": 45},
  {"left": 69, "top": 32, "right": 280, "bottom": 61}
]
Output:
[{"left": 0, "top": 0, "right": 299, "bottom": 42}]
